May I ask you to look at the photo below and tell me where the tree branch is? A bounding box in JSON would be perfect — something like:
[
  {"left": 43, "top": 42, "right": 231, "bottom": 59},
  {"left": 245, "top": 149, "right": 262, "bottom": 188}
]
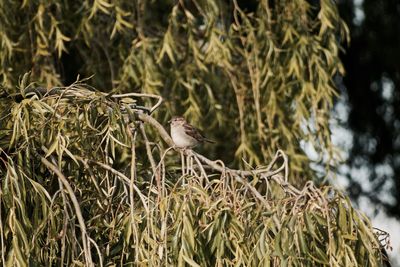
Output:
[{"left": 137, "top": 112, "right": 286, "bottom": 177}]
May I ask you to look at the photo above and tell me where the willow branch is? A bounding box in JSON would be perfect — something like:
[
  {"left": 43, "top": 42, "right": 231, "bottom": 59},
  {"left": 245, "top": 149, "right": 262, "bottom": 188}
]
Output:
[
  {"left": 137, "top": 112, "right": 286, "bottom": 177},
  {"left": 136, "top": 112, "right": 303, "bottom": 200},
  {"left": 139, "top": 122, "right": 161, "bottom": 191},
  {"left": 40, "top": 156, "right": 94, "bottom": 266}
]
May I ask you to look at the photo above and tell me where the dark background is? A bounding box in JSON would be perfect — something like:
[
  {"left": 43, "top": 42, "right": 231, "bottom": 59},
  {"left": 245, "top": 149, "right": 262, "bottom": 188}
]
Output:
[{"left": 338, "top": 0, "right": 400, "bottom": 219}]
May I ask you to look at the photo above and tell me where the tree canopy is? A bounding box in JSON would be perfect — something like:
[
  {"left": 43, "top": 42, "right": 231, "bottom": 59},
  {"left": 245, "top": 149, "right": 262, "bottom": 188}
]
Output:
[
  {"left": 1, "top": 0, "right": 350, "bottom": 183},
  {"left": 0, "top": 80, "right": 388, "bottom": 266},
  {"left": 0, "top": 0, "right": 391, "bottom": 266}
]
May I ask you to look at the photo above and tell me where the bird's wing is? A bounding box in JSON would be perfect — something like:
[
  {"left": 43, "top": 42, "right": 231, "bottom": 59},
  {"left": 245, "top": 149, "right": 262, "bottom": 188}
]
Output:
[
  {"left": 183, "top": 124, "right": 206, "bottom": 141},
  {"left": 183, "top": 124, "right": 215, "bottom": 143}
]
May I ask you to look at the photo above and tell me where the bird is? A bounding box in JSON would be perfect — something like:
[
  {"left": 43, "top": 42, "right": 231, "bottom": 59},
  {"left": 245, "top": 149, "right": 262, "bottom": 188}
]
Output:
[{"left": 169, "top": 116, "right": 214, "bottom": 148}]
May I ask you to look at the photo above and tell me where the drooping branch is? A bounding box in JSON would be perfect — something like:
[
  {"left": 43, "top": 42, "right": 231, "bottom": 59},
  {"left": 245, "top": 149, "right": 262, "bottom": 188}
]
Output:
[{"left": 40, "top": 156, "right": 94, "bottom": 267}]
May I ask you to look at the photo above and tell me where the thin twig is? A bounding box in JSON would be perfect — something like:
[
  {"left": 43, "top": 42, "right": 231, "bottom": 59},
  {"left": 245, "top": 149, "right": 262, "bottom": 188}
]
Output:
[
  {"left": 40, "top": 156, "right": 94, "bottom": 266},
  {"left": 139, "top": 122, "right": 161, "bottom": 192},
  {"left": 88, "top": 237, "right": 104, "bottom": 267},
  {"left": 191, "top": 152, "right": 210, "bottom": 184},
  {"left": 0, "top": 188, "right": 5, "bottom": 264},
  {"left": 127, "top": 124, "right": 141, "bottom": 263},
  {"left": 111, "top": 93, "right": 163, "bottom": 114},
  {"left": 58, "top": 176, "right": 69, "bottom": 267}
]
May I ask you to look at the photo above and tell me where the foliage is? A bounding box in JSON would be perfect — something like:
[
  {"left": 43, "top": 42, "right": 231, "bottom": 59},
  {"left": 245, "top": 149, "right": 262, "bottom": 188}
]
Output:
[
  {"left": 0, "top": 0, "right": 349, "bottom": 183},
  {"left": 0, "top": 0, "right": 389, "bottom": 266},
  {"left": 0, "top": 82, "right": 388, "bottom": 266}
]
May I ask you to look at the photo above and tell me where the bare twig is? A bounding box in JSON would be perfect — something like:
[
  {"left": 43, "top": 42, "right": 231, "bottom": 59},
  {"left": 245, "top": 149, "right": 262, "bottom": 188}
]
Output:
[
  {"left": 88, "top": 237, "right": 104, "bottom": 267},
  {"left": 139, "top": 122, "right": 161, "bottom": 192},
  {"left": 126, "top": 126, "right": 140, "bottom": 263},
  {"left": 58, "top": 175, "right": 69, "bottom": 267}
]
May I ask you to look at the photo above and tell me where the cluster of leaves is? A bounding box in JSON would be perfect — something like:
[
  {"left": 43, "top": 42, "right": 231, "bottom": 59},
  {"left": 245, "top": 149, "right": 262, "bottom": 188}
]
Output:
[
  {"left": 0, "top": 0, "right": 349, "bottom": 183},
  {"left": 0, "top": 83, "right": 387, "bottom": 266}
]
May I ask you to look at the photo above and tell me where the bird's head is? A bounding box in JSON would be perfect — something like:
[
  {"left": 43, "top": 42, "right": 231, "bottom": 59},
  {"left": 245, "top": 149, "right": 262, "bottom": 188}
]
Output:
[{"left": 169, "top": 116, "right": 186, "bottom": 127}]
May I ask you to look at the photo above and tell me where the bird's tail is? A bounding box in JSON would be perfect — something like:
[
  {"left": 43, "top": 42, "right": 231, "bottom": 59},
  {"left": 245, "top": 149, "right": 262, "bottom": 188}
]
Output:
[{"left": 203, "top": 138, "right": 215, "bottom": 143}]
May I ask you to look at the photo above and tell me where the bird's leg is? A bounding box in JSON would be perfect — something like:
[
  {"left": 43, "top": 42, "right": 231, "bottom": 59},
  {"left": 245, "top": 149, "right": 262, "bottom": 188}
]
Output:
[
  {"left": 186, "top": 153, "right": 190, "bottom": 176},
  {"left": 181, "top": 150, "right": 186, "bottom": 176},
  {"left": 189, "top": 156, "right": 194, "bottom": 176}
]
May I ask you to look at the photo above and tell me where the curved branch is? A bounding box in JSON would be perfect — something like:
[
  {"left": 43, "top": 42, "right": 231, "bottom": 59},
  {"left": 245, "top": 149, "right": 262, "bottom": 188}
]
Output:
[{"left": 137, "top": 112, "right": 173, "bottom": 145}]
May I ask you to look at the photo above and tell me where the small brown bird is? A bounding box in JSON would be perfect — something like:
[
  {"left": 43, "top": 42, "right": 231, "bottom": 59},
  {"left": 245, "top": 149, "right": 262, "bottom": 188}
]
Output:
[{"left": 169, "top": 116, "right": 214, "bottom": 148}]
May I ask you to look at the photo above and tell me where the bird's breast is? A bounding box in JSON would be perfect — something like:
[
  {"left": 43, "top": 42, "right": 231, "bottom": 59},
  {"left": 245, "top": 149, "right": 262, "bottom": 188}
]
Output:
[{"left": 171, "top": 126, "right": 198, "bottom": 148}]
